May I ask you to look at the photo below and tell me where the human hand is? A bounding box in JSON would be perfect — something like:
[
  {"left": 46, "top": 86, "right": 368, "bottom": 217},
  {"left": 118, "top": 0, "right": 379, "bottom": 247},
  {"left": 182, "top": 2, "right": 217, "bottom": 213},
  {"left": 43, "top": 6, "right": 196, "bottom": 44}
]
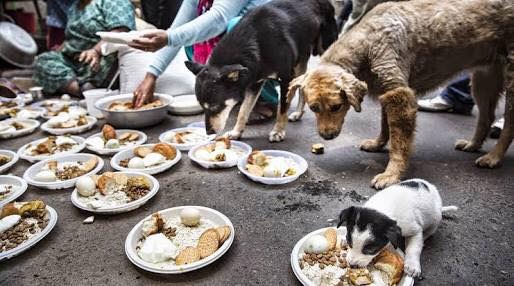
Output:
[
  {"left": 78, "top": 49, "right": 101, "bottom": 71},
  {"left": 133, "top": 73, "right": 157, "bottom": 108},
  {"left": 129, "top": 30, "right": 168, "bottom": 52}
]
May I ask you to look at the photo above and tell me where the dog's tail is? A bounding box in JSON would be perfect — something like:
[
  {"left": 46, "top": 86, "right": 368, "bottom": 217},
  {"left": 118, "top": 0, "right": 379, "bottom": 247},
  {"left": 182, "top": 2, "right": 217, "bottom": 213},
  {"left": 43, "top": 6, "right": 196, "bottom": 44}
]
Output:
[{"left": 442, "top": 206, "right": 459, "bottom": 213}]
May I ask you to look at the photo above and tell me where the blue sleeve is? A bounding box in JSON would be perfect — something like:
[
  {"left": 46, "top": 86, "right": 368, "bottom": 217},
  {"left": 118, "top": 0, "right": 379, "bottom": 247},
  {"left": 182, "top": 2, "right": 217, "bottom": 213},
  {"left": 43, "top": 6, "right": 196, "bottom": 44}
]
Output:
[{"left": 148, "top": 0, "right": 250, "bottom": 77}]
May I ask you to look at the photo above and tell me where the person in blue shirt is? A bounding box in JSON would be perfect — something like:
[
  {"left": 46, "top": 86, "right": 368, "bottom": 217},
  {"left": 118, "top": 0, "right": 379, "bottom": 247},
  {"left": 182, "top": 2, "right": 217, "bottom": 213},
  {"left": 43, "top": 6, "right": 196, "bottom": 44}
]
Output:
[{"left": 129, "top": 0, "right": 277, "bottom": 122}]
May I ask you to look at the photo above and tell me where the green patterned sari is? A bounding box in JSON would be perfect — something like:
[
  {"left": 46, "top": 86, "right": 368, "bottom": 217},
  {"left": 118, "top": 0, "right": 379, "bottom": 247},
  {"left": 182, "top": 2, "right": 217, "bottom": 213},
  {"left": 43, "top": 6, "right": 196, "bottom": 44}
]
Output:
[{"left": 34, "top": 0, "right": 135, "bottom": 93}]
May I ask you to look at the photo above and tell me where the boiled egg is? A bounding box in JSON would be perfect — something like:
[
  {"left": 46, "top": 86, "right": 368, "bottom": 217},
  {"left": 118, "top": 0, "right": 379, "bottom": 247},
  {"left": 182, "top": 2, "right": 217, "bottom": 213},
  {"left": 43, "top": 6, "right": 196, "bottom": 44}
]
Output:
[
  {"left": 56, "top": 136, "right": 77, "bottom": 146},
  {"left": 86, "top": 137, "right": 105, "bottom": 149},
  {"left": 143, "top": 153, "right": 165, "bottom": 167},
  {"left": 68, "top": 106, "right": 87, "bottom": 119},
  {"left": 180, "top": 207, "right": 201, "bottom": 226},
  {"left": 17, "top": 109, "right": 38, "bottom": 119},
  {"left": 138, "top": 233, "right": 178, "bottom": 263},
  {"left": 105, "top": 139, "right": 120, "bottom": 149},
  {"left": 304, "top": 235, "right": 329, "bottom": 254},
  {"left": 35, "top": 170, "right": 57, "bottom": 182},
  {"left": 128, "top": 157, "right": 145, "bottom": 169},
  {"left": 0, "top": 215, "right": 21, "bottom": 234},
  {"left": 263, "top": 157, "right": 289, "bottom": 178},
  {"left": 75, "top": 176, "right": 97, "bottom": 197},
  {"left": 47, "top": 113, "right": 70, "bottom": 127},
  {"left": 164, "top": 131, "right": 176, "bottom": 143},
  {"left": 195, "top": 148, "right": 211, "bottom": 161}
]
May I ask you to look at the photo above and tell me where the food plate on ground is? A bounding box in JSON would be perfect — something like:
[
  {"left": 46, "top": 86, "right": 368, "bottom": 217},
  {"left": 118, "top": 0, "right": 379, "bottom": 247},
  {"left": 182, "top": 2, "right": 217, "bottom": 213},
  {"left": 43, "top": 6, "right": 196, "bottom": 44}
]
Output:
[
  {"left": 291, "top": 227, "right": 413, "bottom": 286},
  {"left": 111, "top": 143, "right": 181, "bottom": 175},
  {"left": 17, "top": 135, "right": 85, "bottom": 162},
  {"left": 168, "top": 94, "right": 203, "bottom": 115},
  {"left": 0, "top": 200, "right": 58, "bottom": 261},
  {"left": 70, "top": 171, "right": 159, "bottom": 214},
  {"left": 188, "top": 138, "right": 252, "bottom": 169},
  {"left": 159, "top": 127, "right": 215, "bottom": 151},
  {"left": 85, "top": 124, "right": 147, "bottom": 155},
  {"left": 0, "top": 176, "right": 27, "bottom": 206},
  {"left": 0, "top": 150, "right": 18, "bottom": 173},
  {"left": 238, "top": 150, "right": 308, "bottom": 185},
  {"left": 4, "top": 107, "right": 45, "bottom": 119},
  {"left": 23, "top": 154, "right": 104, "bottom": 190},
  {"left": 0, "top": 100, "right": 22, "bottom": 120},
  {"left": 40, "top": 112, "right": 97, "bottom": 135},
  {"left": 31, "top": 99, "right": 79, "bottom": 119},
  {"left": 96, "top": 30, "right": 153, "bottom": 45},
  {"left": 0, "top": 119, "right": 40, "bottom": 139},
  {"left": 125, "top": 206, "right": 235, "bottom": 274},
  {"left": 95, "top": 93, "right": 174, "bottom": 128}
]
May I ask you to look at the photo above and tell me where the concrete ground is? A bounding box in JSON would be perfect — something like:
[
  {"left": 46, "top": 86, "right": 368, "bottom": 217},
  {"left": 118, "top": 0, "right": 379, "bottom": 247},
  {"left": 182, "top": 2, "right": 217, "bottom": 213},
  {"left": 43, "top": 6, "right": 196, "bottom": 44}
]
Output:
[{"left": 1, "top": 97, "right": 513, "bottom": 285}]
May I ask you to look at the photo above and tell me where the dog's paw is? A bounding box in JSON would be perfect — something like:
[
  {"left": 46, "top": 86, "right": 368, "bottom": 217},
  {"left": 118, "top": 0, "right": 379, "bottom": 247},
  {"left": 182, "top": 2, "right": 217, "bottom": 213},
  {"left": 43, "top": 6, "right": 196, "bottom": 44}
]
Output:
[
  {"left": 475, "top": 153, "right": 502, "bottom": 168},
  {"left": 224, "top": 130, "right": 242, "bottom": 140},
  {"left": 288, "top": 111, "right": 303, "bottom": 122},
  {"left": 269, "top": 130, "right": 286, "bottom": 142},
  {"left": 360, "top": 139, "right": 385, "bottom": 153},
  {"left": 404, "top": 259, "right": 422, "bottom": 278},
  {"left": 371, "top": 172, "right": 400, "bottom": 190},
  {"left": 455, "top": 139, "right": 481, "bottom": 152}
]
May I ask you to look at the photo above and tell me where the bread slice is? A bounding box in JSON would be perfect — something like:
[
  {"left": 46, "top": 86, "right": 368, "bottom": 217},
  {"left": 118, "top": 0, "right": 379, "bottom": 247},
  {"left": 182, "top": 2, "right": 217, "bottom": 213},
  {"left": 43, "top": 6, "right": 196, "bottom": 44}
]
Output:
[{"left": 373, "top": 249, "right": 404, "bottom": 285}]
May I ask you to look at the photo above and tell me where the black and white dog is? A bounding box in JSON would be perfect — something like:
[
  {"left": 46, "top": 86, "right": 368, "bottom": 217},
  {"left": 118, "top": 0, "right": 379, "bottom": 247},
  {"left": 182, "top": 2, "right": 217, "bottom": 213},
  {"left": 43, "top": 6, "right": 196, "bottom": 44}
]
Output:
[
  {"left": 186, "top": 0, "right": 338, "bottom": 142},
  {"left": 337, "top": 179, "right": 457, "bottom": 277}
]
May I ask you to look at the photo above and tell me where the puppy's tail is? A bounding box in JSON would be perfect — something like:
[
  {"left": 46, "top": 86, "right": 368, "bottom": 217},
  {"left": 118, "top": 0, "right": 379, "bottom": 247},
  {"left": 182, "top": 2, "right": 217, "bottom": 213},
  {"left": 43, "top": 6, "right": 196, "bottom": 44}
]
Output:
[{"left": 442, "top": 206, "right": 459, "bottom": 213}]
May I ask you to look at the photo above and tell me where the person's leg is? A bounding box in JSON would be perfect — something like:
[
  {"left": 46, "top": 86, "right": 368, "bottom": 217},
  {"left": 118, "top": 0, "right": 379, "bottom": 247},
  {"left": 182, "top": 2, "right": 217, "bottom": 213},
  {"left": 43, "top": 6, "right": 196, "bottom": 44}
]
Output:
[
  {"left": 33, "top": 51, "right": 77, "bottom": 95},
  {"left": 418, "top": 75, "right": 475, "bottom": 114}
]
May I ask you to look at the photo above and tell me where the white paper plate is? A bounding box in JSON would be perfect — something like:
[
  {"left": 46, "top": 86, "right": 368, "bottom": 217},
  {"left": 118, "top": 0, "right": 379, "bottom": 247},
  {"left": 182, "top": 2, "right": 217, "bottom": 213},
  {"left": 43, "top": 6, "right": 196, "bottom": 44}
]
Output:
[
  {"left": 0, "top": 119, "right": 40, "bottom": 139},
  {"left": 188, "top": 141, "right": 252, "bottom": 169},
  {"left": 17, "top": 136, "right": 86, "bottom": 163},
  {"left": 23, "top": 153, "right": 104, "bottom": 190},
  {"left": 0, "top": 205, "right": 58, "bottom": 261},
  {"left": 41, "top": 116, "right": 97, "bottom": 135},
  {"left": 31, "top": 99, "right": 79, "bottom": 119},
  {"left": 70, "top": 171, "right": 159, "bottom": 214},
  {"left": 0, "top": 150, "right": 18, "bottom": 173},
  {"left": 85, "top": 130, "right": 147, "bottom": 155},
  {"left": 125, "top": 206, "right": 235, "bottom": 274},
  {"left": 159, "top": 127, "right": 215, "bottom": 151},
  {"left": 0, "top": 175, "right": 28, "bottom": 206},
  {"left": 237, "top": 150, "right": 308, "bottom": 185},
  {"left": 291, "top": 227, "right": 414, "bottom": 286},
  {"left": 168, "top": 94, "right": 203, "bottom": 115},
  {"left": 110, "top": 144, "right": 181, "bottom": 175},
  {"left": 13, "top": 107, "right": 45, "bottom": 119},
  {"left": 96, "top": 30, "right": 152, "bottom": 45}
]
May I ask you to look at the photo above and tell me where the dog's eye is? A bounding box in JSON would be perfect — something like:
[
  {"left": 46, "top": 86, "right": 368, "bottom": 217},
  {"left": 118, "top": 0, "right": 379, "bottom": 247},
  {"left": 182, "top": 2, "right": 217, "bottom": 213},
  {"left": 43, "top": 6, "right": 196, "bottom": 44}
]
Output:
[
  {"left": 330, "top": 104, "right": 342, "bottom": 112},
  {"left": 309, "top": 104, "right": 321, "bottom": 113}
]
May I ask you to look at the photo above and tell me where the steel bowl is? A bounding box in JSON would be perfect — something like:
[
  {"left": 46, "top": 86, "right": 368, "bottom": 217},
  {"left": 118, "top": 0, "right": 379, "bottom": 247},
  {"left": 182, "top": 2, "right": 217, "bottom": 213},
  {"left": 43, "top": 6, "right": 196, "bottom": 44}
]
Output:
[
  {"left": 0, "top": 22, "right": 37, "bottom": 68},
  {"left": 95, "top": 93, "right": 174, "bottom": 128}
]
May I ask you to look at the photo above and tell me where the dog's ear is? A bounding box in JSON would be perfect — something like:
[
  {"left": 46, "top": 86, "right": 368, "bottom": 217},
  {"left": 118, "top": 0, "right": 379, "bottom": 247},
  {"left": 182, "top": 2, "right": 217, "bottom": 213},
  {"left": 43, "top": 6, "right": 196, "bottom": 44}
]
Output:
[
  {"left": 287, "top": 74, "right": 306, "bottom": 101},
  {"left": 185, "top": 61, "right": 205, "bottom": 75},
  {"left": 385, "top": 224, "right": 402, "bottom": 249},
  {"left": 337, "top": 206, "right": 356, "bottom": 228},
  {"left": 220, "top": 64, "right": 249, "bottom": 82},
  {"left": 340, "top": 73, "right": 367, "bottom": 112}
]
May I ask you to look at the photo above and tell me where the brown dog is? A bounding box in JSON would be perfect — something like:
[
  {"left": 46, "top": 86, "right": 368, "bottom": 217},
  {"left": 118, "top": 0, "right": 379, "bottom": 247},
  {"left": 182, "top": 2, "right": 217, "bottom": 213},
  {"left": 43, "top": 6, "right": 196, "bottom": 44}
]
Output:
[{"left": 289, "top": 0, "right": 514, "bottom": 189}]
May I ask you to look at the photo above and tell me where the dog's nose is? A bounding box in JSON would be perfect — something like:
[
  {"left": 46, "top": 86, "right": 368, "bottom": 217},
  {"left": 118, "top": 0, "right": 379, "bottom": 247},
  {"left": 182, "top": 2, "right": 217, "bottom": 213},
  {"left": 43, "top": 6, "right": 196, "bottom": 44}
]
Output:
[
  {"left": 348, "top": 262, "right": 359, "bottom": 269},
  {"left": 206, "top": 127, "right": 216, "bottom": 135},
  {"left": 320, "top": 132, "right": 337, "bottom": 140}
]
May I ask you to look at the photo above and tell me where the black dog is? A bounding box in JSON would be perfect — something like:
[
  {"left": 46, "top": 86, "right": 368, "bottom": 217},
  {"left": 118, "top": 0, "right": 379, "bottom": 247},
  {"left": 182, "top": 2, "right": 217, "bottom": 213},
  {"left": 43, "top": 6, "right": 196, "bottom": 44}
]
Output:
[{"left": 186, "top": 0, "right": 338, "bottom": 142}]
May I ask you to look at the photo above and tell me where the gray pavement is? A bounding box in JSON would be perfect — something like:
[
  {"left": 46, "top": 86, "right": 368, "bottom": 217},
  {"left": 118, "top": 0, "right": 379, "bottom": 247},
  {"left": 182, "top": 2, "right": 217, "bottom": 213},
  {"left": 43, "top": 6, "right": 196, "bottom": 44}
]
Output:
[{"left": 1, "top": 98, "right": 513, "bottom": 285}]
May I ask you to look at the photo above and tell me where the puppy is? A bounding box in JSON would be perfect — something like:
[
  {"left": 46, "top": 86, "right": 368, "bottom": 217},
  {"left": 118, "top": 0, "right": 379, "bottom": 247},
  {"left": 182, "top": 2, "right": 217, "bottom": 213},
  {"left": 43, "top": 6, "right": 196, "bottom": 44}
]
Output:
[
  {"left": 288, "top": 0, "right": 514, "bottom": 189},
  {"left": 337, "top": 179, "right": 458, "bottom": 277},
  {"left": 186, "top": 0, "right": 338, "bottom": 142}
]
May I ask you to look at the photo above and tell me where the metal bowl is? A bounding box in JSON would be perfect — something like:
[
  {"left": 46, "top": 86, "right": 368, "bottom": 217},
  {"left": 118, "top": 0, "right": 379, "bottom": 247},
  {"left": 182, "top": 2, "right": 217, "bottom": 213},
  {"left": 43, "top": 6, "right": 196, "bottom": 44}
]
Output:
[
  {"left": 0, "top": 22, "right": 37, "bottom": 68},
  {"left": 95, "top": 93, "right": 174, "bottom": 128}
]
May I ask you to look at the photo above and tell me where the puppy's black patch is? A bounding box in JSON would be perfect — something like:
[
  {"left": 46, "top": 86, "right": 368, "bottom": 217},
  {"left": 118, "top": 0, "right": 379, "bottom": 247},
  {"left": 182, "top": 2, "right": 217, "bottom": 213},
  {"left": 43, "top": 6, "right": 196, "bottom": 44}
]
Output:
[
  {"left": 399, "top": 180, "right": 429, "bottom": 191},
  {"left": 338, "top": 207, "right": 405, "bottom": 253}
]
